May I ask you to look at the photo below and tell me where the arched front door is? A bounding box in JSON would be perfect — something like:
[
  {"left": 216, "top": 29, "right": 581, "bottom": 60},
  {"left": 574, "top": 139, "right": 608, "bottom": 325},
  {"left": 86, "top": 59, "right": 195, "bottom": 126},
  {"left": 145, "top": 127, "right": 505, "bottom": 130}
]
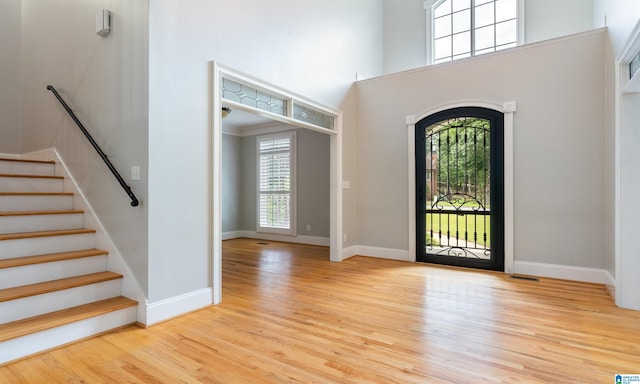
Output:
[{"left": 415, "top": 107, "right": 504, "bottom": 271}]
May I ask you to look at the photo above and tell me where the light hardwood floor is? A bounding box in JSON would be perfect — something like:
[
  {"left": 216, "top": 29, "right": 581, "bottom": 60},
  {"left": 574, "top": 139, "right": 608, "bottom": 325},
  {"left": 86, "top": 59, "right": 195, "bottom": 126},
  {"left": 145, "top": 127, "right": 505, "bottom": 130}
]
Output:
[{"left": 1, "top": 238, "right": 639, "bottom": 383}]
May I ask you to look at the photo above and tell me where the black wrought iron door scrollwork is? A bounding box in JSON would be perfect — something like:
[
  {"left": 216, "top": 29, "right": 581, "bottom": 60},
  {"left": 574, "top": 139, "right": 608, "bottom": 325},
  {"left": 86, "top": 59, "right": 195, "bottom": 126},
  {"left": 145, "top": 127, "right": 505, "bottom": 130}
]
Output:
[{"left": 416, "top": 107, "right": 504, "bottom": 271}]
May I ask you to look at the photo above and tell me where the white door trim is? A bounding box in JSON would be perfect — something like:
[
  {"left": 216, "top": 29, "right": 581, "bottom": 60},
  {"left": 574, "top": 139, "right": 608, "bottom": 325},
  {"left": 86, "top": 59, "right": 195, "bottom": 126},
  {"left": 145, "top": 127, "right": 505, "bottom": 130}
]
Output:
[
  {"left": 406, "top": 100, "right": 516, "bottom": 272},
  {"left": 211, "top": 62, "right": 343, "bottom": 304}
]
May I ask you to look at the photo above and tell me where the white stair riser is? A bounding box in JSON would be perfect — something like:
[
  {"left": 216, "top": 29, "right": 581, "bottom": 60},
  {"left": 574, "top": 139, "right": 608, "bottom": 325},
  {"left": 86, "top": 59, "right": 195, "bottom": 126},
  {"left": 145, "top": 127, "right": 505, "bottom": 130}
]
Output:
[
  {"left": 0, "top": 306, "right": 137, "bottom": 365},
  {"left": 0, "top": 162, "right": 55, "bottom": 176},
  {"left": 0, "top": 233, "right": 95, "bottom": 260},
  {"left": 0, "top": 177, "right": 64, "bottom": 193},
  {"left": 0, "top": 195, "right": 73, "bottom": 212},
  {"left": 0, "top": 157, "right": 139, "bottom": 364},
  {"left": 0, "top": 213, "right": 84, "bottom": 234},
  {"left": 0, "top": 255, "right": 107, "bottom": 290},
  {"left": 0, "top": 279, "right": 122, "bottom": 324}
]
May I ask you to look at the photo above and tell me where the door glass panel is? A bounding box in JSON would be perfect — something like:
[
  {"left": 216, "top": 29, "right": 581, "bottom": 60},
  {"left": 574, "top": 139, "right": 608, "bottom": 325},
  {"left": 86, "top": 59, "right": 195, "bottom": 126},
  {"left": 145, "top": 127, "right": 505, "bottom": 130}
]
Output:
[
  {"left": 416, "top": 107, "right": 504, "bottom": 271},
  {"left": 424, "top": 117, "right": 491, "bottom": 259}
]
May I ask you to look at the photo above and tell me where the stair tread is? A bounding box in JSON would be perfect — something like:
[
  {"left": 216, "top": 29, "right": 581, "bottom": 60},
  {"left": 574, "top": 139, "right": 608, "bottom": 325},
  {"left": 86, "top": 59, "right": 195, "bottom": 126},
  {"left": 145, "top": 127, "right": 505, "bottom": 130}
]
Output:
[
  {"left": 0, "top": 271, "right": 123, "bottom": 302},
  {"left": 0, "top": 174, "right": 63, "bottom": 179},
  {"left": 0, "top": 228, "right": 95, "bottom": 241},
  {"left": 0, "top": 158, "right": 55, "bottom": 165},
  {"left": 0, "top": 296, "right": 136, "bottom": 342},
  {"left": 0, "top": 249, "right": 108, "bottom": 269},
  {"left": 0, "top": 209, "right": 84, "bottom": 217}
]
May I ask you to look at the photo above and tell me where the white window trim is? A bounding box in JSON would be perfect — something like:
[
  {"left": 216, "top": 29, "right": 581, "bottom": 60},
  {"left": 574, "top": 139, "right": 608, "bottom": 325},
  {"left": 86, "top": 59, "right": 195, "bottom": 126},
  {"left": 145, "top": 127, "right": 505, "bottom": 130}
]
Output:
[
  {"left": 256, "top": 131, "right": 297, "bottom": 236},
  {"left": 424, "top": 0, "right": 525, "bottom": 65}
]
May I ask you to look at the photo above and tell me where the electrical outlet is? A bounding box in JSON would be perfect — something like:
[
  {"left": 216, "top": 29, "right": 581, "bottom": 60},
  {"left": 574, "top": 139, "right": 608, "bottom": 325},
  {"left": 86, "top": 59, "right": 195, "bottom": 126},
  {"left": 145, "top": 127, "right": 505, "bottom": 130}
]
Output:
[
  {"left": 343, "top": 233, "right": 348, "bottom": 242},
  {"left": 306, "top": 224, "right": 311, "bottom": 231},
  {"left": 131, "top": 166, "right": 140, "bottom": 180}
]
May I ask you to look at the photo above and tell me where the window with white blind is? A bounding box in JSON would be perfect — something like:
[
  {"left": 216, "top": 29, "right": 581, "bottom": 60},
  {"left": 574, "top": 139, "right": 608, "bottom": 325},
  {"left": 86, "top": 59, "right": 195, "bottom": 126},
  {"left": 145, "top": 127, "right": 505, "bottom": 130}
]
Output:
[{"left": 256, "top": 131, "right": 296, "bottom": 235}]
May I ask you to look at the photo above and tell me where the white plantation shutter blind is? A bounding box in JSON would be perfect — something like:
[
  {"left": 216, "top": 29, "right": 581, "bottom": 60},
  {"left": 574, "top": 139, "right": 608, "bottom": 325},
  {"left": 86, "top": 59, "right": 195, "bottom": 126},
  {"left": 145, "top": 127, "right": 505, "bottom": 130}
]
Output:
[{"left": 257, "top": 132, "right": 295, "bottom": 233}]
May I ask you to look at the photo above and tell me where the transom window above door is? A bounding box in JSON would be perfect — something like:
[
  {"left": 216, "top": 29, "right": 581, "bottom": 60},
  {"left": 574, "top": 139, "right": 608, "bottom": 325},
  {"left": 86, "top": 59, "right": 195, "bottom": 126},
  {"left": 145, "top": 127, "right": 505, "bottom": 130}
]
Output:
[{"left": 430, "top": 0, "right": 520, "bottom": 64}]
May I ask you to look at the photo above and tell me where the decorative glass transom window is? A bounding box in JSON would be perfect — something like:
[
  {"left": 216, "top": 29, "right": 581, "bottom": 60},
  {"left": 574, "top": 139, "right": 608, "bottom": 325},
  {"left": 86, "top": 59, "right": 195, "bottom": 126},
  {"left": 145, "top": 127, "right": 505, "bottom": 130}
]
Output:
[
  {"left": 431, "top": 0, "right": 518, "bottom": 64},
  {"left": 257, "top": 131, "right": 296, "bottom": 235},
  {"left": 630, "top": 50, "right": 640, "bottom": 80},
  {"left": 220, "top": 73, "right": 338, "bottom": 133}
]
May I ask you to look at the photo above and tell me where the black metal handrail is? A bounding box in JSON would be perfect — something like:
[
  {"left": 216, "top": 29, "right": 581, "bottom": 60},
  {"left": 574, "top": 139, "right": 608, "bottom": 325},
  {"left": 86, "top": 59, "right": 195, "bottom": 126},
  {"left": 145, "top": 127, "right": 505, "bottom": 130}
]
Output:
[{"left": 46, "top": 85, "right": 139, "bottom": 207}]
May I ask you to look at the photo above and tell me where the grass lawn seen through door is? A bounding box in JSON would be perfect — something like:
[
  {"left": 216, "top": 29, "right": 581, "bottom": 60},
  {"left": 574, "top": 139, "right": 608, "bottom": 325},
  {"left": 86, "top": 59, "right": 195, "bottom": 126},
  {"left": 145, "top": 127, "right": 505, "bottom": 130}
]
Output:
[{"left": 426, "top": 212, "right": 490, "bottom": 248}]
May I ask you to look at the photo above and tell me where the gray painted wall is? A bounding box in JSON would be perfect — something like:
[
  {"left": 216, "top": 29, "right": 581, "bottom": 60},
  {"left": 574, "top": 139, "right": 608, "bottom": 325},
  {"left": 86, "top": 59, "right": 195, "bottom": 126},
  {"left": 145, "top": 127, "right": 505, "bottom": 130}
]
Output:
[
  {"left": 241, "top": 135, "right": 257, "bottom": 231},
  {"left": 223, "top": 129, "right": 330, "bottom": 239},
  {"left": 222, "top": 134, "right": 242, "bottom": 233},
  {"left": 0, "top": 0, "right": 22, "bottom": 153},
  {"left": 296, "top": 129, "right": 330, "bottom": 237},
  {"left": 20, "top": 0, "right": 150, "bottom": 294},
  {"left": 357, "top": 30, "right": 606, "bottom": 269}
]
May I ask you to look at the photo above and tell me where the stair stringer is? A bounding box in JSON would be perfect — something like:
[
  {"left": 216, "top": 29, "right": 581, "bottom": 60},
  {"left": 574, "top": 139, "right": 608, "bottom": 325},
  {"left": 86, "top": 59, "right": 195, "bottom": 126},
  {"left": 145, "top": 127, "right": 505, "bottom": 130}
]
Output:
[{"left": 24, "top": 148, "right": 147, "bottom": 324}]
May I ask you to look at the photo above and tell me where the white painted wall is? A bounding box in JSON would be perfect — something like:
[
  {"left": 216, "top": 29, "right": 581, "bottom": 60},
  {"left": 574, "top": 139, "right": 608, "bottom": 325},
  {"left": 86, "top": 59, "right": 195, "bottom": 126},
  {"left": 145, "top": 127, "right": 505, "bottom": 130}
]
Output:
[
  {"left": 383, "top": 0, "right": 427, "bottom": 75},
  {"left": 148, "top": 0, "right": 383, "bottom": 302},
  {"left": 20, "top": 0, "right": 149, "bottom": 294},
  {"left": 382, "top": 0, "right": 596, "bottom": 74},
  {"left": 593, "top": 0, "right": 640, "bottom": 309},
  {"left": 357, "top": 31, "right": 606, "bottom": 270},
  {"left": 594, "top": 0, "right": 640, "bottom": 52},
  {"left": 525, "top": 0, "right": 594, "bottom": 43},
  {"left": 0, "top": 0, "right": 22, "bottom": 153}
]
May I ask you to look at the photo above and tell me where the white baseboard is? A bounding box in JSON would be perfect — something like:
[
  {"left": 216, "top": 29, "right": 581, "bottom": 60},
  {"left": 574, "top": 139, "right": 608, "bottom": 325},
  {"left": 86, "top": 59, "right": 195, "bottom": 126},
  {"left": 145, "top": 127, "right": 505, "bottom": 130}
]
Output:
[
  {"left": 339, "top": 249, "right": 614, "bottom": 287},
  {"left": 222, "top": 231, "right": 245, "bottom": 241},
  {"left": 514, "top": 261, "right": 613, "bottom": 285},
  {"left": 144, "top": 288, "right": 212, "bottom": 326},
  {"left": 604, "top": 270, "right": 616, "bottom": 300},
  {"left": 340, "top": 245, "right": 410, "bottom": 262},
  {"left": 0, "top": 152, "right": 22, "bottom": 159},
  {"left": 222, "top": 230, "right": 330, "bottom": 247},
  {"left": 356, "top": 246, "right": 410, "bottom": 261},
  {"left": 341, "top": 246, "right": 358, "bottom": 260},
  {"left": 20, "top": 148, "right": 58, "bottom": 161}
]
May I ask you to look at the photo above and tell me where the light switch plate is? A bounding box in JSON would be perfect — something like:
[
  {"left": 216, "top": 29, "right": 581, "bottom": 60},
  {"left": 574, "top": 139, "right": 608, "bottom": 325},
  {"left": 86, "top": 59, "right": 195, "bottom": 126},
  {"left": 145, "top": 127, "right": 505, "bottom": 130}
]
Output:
[{"left": 131, "top": 166, "right": 140, "bottom": 180}]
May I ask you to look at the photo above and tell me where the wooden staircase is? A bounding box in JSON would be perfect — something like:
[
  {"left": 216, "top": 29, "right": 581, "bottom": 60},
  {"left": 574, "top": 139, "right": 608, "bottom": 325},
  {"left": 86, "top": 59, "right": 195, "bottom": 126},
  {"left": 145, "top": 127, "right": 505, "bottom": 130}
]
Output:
[{"left": 0, "top": 157, "right": 137, "bottom": 365}]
